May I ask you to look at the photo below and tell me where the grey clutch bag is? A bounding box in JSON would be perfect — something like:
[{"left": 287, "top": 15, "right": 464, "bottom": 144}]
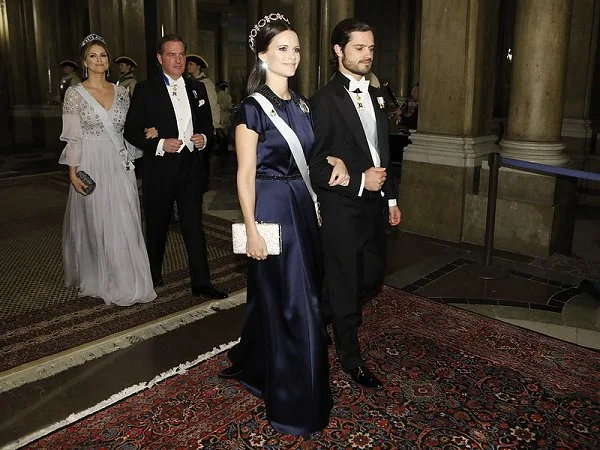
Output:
[
  {"left": 232, "top": 222, "right": 282, "bottom": 255},
  {"left": 76, "top": 170, "right": 96, "bottom": 195}
]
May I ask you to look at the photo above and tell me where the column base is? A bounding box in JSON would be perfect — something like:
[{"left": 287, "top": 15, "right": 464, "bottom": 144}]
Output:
[
  {"left": 404, "top": 132, "right": 498, "bottom": 167},
  {"left": 398, "top": 133, "right": 499, "bottom": 242},
  {"left": 499, "top": 138, "right": 569, "bottom": 166},
  {"left": 561, "top": 119, "right": 594, "bottom": 167}
]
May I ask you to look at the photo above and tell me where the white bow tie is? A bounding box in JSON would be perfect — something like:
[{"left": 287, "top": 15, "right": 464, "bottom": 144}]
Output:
[{"left": 349, "top": 78, "right": 370, "bottom": 93}]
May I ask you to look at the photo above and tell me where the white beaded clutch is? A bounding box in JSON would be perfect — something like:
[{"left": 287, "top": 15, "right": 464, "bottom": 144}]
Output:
[{"left": 232, "top": 222, "right": 282, "bottom": 255}]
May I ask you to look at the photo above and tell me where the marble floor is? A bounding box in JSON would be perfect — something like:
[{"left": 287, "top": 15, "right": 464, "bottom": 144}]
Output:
[{"left": 0, "top": 149, "right": 599, "bottom": 448}]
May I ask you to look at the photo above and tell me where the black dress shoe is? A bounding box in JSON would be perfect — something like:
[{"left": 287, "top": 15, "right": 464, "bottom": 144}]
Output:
[
  {"left": 152, "top": 275, "right": 163, "bottom": 287},
  {"left": 345, "top": 365, "right": 383, "bottom": 390},
  {"left": 218, "top": 365, "right": 242, "bottom": 379},
  {"left": 191, "top": 285, "right": 228, "bottom": 299}
]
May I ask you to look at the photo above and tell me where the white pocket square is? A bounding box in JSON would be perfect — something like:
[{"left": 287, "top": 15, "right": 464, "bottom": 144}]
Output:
[{"left": 198, "top": 99, "right": 205, "bottom": 107}]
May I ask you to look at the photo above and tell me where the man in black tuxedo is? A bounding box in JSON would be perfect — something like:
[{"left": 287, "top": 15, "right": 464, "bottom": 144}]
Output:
[
  {"left": 309, "top": 19, "right": 401, "bottom": 389},
  {"left": 124, "top": 34, "right": 227, "bottom": 300}
]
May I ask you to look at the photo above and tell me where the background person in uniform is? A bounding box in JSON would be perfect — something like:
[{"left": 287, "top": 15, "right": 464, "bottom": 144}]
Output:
[
  {"left": 309, "top": 18, "right": 402, "bottom": 391},
  {"left": 124, "top": 34, "right": 227, "bottom": 300},
  {"left": 59, "top": 60, "right": 81, "bottom": 102},
  {"left": 215, "top": 81, "right": 232, "bottom": 161},
  {"left": 114, "top": 55, "right": 138, "bottom": 98},
  {"left": 186, "top": 53, "right": 220, "bottom": 176},
  {"left": 186, "top": 54, "right": 220, "bottom": 131}
]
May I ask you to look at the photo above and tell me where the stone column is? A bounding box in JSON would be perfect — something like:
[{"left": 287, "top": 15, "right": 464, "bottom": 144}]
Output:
[
  {"left": 293, "top": 0, "right": 318, "bottom": 97},
  {"left": 177, "top": 0, "right": 199, "bottom": 54},
  {"left": 319, "top": 0, "right": 354, "bottom": 86},
  {"left": 0, "top": 0, "right": 12, "bottom": 144},
  {"left": 6, "top": 0, "right": 62, "bottom": 147},
  {"left": 32, "top": 0, "right": 56, "bottom": 103},
  {"left": 396, "top": 0, "right": 412, "bottom": 99},
  {"left": 484, "top": 0, "right": 574, "bottom": 255},
  {"left": 217, "top": 12, "right": 230, "bottom": 83},
  {"left": 89, "top": 0, "right": 124, "bottom": 62},
  {"left": 88, "top": 0, "right": 146, "bottom": 82},
  {"left": 157, "top": 0, "right": 176, "bottom": 36},
  {"left": 317, "top": 0, "right": 330, "bottom": 89},
  {"left": 412, "top": 0, "right": 421, "bottom": 85},
  {"left": 121, "top": 0, "right": 147, "bottom": 81},
  {"left": 561, "top": 0, "right": 599, "bottom": 165},
  {"left": 500, "top": 0, "right": 572, "bottom": 166},
  {"left": 399, "top": 0, "right": 500, "bottom": 243}
]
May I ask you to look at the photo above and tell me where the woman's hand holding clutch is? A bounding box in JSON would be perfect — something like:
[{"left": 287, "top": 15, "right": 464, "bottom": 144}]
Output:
[
  {"left": 69, "top": 172, "right": 89, "bottom": 196},
  {"left": 246, "top": 228, "right": 268, "bottom": 260}
]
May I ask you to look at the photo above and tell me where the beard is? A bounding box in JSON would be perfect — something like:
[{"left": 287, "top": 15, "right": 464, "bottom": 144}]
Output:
[{"left": 341, "top": 54, "right": 371, "bottom": 76}]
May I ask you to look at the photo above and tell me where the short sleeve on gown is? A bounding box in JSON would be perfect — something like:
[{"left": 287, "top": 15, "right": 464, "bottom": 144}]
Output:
[
  {"left": 234, "top": 99, "right": 266, "bottom": 143},
  {"left": 59, "top": 87, "right": 83, "bottom": 166}
]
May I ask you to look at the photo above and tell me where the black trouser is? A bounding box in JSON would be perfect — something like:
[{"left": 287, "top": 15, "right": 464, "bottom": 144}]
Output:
[
  {"left": 143, "top": 147, "right": 210, "bottom": 287},
  {"left": 320, "top": 198, "right": 387, "bottom": 370}
]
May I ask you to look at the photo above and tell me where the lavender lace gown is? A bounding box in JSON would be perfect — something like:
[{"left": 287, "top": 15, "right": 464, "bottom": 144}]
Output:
[{"left": 59, "top": 85, "right": 156, "bottom": 306}]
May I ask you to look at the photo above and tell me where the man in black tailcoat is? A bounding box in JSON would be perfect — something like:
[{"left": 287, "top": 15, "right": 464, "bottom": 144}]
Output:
[
  {"left": 124, "top": 34, "right": 227, "bottom": 300},
  {"left": 309, "top": 19, "right": 402, "bottom": 389}
]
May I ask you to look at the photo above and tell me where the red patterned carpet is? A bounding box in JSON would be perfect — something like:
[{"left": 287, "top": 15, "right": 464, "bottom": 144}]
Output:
[{"left": 27, "top": 287, "right": 600, "bottom": 449}]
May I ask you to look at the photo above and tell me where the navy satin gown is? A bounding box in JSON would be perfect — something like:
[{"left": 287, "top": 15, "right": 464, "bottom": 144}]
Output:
[{"left": 228, "top": 85, "right": 332, "bottom": 435}]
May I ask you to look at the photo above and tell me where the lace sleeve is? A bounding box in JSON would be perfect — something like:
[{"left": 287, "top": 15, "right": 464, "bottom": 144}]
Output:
[{"left": 58, "top": 87, "right": 83, "bottom": 166}]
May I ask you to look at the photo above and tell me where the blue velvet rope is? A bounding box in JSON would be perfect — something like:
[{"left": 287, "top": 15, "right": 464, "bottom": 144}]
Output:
[{"left": 501, "top": 157, "right": 600, "bottom": 182}]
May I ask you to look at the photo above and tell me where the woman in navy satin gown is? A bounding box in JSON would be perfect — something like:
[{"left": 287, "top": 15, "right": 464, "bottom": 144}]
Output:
[{"left": 219, "top": 14, "right": 349, "bottom": 435}]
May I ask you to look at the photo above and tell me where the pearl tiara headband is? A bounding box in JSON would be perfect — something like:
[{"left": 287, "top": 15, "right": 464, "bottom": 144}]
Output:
[
  {"left": 80, "top": 33, "right": 106, "bottom": 48},
  {"left": 248, "top": 12, "right": 290, "bottom": 52}
]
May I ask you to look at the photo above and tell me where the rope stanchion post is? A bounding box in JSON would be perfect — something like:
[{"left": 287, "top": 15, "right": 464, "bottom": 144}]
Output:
[{"left": 467, "top": 152, "right": 509, "bottom": 280}]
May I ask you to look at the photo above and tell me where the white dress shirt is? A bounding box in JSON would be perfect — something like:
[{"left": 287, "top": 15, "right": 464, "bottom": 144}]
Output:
[
  {"left": 155, "top": 73, "right": 206, "bottom": 156},
  {"left": 341, "top": 72, "right": 397, "bottom": 207}
]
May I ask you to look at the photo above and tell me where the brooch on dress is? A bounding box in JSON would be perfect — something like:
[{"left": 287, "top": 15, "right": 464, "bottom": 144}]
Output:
[
  {"left": 270, "top": 108, "right": 277, "bottom": 118},
  {"left": 299, "top": 98, "right": 310, "bottom": 114},
  {"left": 377, "top": 96, "right": 385, "bottom": 109}
]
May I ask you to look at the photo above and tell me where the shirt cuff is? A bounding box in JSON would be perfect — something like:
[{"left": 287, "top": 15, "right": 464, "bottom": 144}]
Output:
[
  {"left": 156, "top": 139, "right": 165, "bottom": 156},
  {"left": 388, "top": 199, "right": 397, "bottom": 207},
  {"left": 358, "top": 173, "right": 365, "bottom": 197},
  {"left": 198, "top": 133, "right": 207, "bottom": 150}
]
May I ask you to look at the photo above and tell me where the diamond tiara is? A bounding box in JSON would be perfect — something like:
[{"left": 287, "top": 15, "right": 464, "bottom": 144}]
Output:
[
  {"left": 248, "top": 13, "right": 290, "bottom": 52},
  {"left": 80, "top": 33, "right": 106, "bottom": 48}
]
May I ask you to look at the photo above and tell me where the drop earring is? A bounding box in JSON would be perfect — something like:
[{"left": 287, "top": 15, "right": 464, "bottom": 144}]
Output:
[
  {"left": 106, "top": 67, "right": 110, "bottom": 77},
  {"left": 261, "top": 61, "right": 268, "bottom": 70},
  {"left": 84, "top": 65, "right": 88, "bottom": 78}
]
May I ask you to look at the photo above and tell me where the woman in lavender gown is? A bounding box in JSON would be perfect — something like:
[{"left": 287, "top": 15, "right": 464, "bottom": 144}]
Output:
[{"left": 59, "top": 34, "right": 156, "bottom": 306}]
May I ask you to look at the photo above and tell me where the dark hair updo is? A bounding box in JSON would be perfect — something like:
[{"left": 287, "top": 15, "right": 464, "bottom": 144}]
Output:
[{"left": 246, "top": 14, "right": 295, "bottom": 94}]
